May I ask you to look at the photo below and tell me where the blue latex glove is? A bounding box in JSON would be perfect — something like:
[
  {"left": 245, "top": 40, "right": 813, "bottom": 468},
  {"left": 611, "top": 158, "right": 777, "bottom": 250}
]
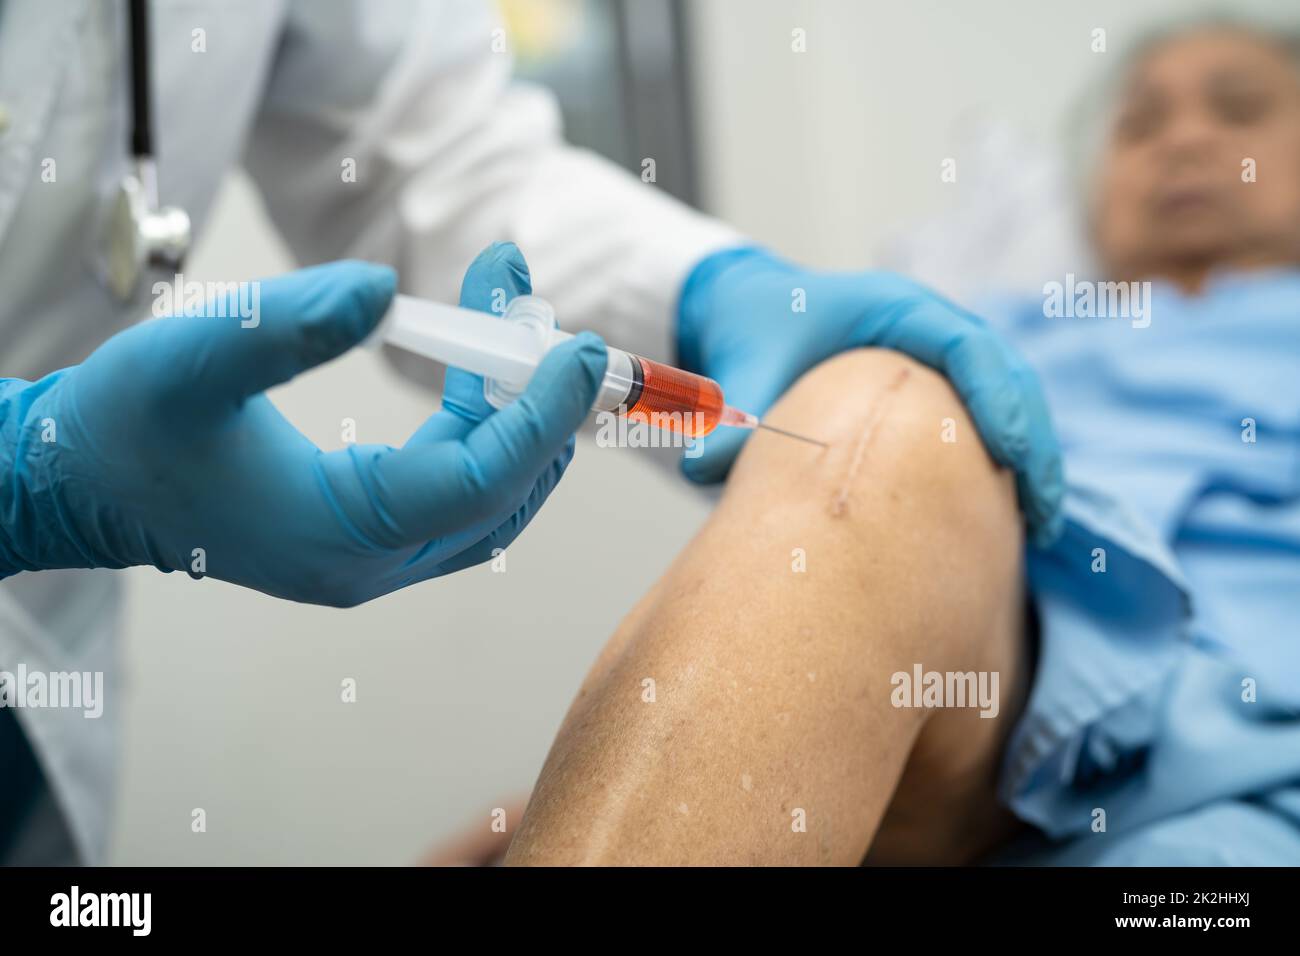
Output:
[
  {"left": 0, "top": 246, "right": 607, "bottom": 605},
  {"left": 677, "top": 247, "right": 1064, "bottom": 546}
]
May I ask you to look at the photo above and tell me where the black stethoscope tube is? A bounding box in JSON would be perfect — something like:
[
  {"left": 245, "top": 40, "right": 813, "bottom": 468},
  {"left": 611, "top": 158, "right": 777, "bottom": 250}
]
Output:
[{"left": 128, "top": 0, "right": 153, "bottom": 159}]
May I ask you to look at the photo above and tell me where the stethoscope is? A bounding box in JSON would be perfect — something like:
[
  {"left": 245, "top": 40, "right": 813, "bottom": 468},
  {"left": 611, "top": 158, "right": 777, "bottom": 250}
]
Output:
[{"left": 100, "top": 0, "right": 191, "bottom": 301}]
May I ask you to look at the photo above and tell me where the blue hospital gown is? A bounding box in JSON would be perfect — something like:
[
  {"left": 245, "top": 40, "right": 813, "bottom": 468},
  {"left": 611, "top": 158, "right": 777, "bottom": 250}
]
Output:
[{"left": 979, "top": 269, "right": 1300, "bottom": 865}]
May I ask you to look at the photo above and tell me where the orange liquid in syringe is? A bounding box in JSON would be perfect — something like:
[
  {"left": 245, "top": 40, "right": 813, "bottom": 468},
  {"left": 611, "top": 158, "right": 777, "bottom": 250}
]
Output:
[{"left": 622, "top": 355, "right": 725, "bottom": 437}]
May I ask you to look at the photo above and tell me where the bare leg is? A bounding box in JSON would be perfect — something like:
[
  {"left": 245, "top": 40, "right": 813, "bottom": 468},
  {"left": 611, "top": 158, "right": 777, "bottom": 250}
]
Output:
[{"left": 507, "top": 349, "right": 1029, "bottom": 866}]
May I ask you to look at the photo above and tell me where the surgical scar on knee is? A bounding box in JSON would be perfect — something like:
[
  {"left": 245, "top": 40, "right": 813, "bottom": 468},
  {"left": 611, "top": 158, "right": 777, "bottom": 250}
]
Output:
[{"left": 829, "top": 367, "right": 910, "bottom": 517}]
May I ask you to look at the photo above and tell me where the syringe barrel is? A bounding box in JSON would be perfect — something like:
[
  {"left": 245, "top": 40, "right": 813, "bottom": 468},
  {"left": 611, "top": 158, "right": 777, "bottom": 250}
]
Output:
[
  {"left": 582, "top": 346, "right": 724, "bottom": 436},
  {"left": 376, "top": 294, "right": 724, "bottom": 436},
  {"left": 611, "top": 354, "right": 725, "bottom": 436}
]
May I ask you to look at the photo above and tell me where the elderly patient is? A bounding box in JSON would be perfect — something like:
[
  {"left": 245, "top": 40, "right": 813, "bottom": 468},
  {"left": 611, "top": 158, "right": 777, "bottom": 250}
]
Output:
[{"left": 456, "top": 19, "right": 1300, "bottom": 866}]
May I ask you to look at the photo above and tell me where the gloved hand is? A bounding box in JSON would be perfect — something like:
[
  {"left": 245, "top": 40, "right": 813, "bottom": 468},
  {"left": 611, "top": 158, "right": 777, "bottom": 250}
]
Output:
[
  {"left": 0, "top": 245, "right": 607, "bottom": 606},
  {"left": 676, "top": 247, "right": 1064, "bottom": 545}
]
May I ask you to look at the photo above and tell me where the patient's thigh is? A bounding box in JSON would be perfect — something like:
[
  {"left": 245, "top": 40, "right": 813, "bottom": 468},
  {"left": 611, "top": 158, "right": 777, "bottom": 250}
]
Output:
[{"left": 510, "top": 349, "right": 1028, "bottom": 865}]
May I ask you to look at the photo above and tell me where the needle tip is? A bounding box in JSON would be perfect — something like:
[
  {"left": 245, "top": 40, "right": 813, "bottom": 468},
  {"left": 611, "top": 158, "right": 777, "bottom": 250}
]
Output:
[{"left": 755, "top": 421, "right": 827, "bottom": 447}]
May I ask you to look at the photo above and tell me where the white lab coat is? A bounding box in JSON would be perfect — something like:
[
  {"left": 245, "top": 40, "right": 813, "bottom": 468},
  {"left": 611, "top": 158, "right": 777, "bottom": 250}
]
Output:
[{"left": 0, "top": 0, "right": 738, "bottom": 863}]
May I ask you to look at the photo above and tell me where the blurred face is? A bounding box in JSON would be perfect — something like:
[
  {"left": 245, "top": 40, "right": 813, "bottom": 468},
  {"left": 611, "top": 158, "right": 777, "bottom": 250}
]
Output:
[{"left": 1092, "top": 29, "right": 1300, "bottom": 287}]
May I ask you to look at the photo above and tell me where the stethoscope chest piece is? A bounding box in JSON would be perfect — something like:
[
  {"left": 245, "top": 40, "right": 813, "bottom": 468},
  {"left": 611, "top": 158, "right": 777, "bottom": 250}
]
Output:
[{"left": 104, "top": 159, "right": 191, "bottom": 301}]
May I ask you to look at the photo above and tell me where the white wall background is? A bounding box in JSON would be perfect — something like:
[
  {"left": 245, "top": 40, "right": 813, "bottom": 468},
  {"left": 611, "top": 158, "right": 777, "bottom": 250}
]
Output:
[{"left": 110, "top": 0, "right": 1296, "bottom": 863}]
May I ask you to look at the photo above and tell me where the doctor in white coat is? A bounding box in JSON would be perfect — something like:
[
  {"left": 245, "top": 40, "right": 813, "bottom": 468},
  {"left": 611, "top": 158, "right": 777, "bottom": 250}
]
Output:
[{"left": 0, "top": 0, "right": 1061, "bottom": 864}]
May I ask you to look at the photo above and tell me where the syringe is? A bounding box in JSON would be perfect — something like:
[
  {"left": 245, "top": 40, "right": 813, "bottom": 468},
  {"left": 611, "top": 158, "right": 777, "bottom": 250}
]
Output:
[{"left": 373, "top": 294, "right": 826, "bottom": 445}]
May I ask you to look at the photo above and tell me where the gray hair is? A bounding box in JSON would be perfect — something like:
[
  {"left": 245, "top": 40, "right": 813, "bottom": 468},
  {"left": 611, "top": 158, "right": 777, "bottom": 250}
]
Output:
[{"left": 1067, "top": 11, "right": 1300, "bottom": 213}]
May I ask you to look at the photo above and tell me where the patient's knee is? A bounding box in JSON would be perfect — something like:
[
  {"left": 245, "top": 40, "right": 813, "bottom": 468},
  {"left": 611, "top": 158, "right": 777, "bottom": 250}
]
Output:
[{"left": 728, "top": 348, "right": 1018, "bottom": 538}]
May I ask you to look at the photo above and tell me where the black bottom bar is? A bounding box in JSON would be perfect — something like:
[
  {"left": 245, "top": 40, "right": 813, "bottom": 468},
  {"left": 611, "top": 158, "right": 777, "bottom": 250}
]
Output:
[{"left": 0, "top": 865, "right": 1280, "bottom": 940}]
